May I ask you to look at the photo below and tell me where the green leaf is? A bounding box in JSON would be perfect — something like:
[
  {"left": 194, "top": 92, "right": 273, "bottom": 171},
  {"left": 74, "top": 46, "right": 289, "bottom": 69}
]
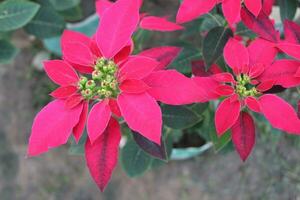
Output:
[
  {"left": 0, "top": 0, "right": 40, "bottom": 32},
  {"left": 59, "top": 5, "right": 83, "bottom": 21},
  {"left": 200, "top": 14, "right": 225, "bottom": 32},
  {"left": 202, "top": 26, "right": 233, "bottom": 70},
  {"left": 49, "top": 0, "right": 80, "bottom": 11},
  {"left": 169, "top": 46, "right": 201, "bottom": 74},
  {"left": 120, "top": 138, "right": 152, "bottom": 177},
  {"left": 162, "top": 105, "right": 202, "bottom": 129},
  {"left": 278, "top": 0, "right": 297, "bottom": 22},
  {"left": 24, "top": 4, "right": 65, "bottom": 39},
  {"left": 0, "top": 39, "right": 18, "bottom": 63}
]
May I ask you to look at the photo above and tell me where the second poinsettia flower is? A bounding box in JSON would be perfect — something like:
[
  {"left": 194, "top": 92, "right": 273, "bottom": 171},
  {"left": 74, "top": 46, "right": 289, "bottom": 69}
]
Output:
[{"left": 194, "top": 38, "right": 300, "bottom": 161}]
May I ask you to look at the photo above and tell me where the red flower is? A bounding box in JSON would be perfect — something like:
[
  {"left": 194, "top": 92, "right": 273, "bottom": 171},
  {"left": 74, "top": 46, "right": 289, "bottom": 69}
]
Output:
[
  {"left": 28, "top": 0, "right": 201, "bottom": 191},
  {"left": 176, "top": 0, "right": 273, "bottom": 25},
  {"left": 195, "top": 38, "right": 300, "bottom": 161}
]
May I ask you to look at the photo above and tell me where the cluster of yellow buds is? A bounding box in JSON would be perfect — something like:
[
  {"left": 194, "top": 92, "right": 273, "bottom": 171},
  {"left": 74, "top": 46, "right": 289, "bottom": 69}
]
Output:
[
  {"left": 235, "top": 74, "right": 259, "bottom": 97},
  {"left": 77, "top": 58, "right": 119, "bottom": 100}
]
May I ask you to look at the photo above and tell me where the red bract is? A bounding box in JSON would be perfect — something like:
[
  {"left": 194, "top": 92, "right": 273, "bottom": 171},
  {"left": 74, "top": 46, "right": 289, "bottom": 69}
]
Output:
[
  {"left": 176, "top": 0, "right": 268, "bottom": 26},
  {"left": 276, "top": 20, "right": 300, "bottom": 60},
  {"left": 28, "top": 0, "right": 203, "bottom": 192},
  {"left": 96, "top": 0, "right": 183, "bottom": 32},
  {"left": 195, "top": 38, "right": 300, "bottom": 161}
]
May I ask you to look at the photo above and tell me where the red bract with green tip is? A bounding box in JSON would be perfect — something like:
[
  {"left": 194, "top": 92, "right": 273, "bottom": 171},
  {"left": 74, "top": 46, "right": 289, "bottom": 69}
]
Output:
[
  {"left": 27, "top": 0, "right": 205, "bottom": 192},
  {"left": 194, "top": 38, "right": 300, "bottom": 161}
]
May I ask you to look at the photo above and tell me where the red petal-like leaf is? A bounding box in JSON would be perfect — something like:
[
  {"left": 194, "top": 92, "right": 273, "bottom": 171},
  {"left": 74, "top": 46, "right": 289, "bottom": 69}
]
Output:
[
  {"left": 222, "top": 0, "right": 241, "bottom": 25},
  {"left": 224, "top": 38, "right": 249, "bottom": 74},
  {"left": 140, "top": 16, "right": 184, "bottom": 32},
  {"left": 95, "top": 0, "right": 113, "bottom": 17},
  {"left": 231, "top": 111, "right": 256, "bottom": 161},
  {"left": 259, "top": 94, "right": 300, "bottom": 134},
  {"left": 262, "top": 0, "right": 274, "bottom": 16},
  {"left": 44, "top": 60, "right": 79, "bottom": 86},
  {"left": 85, "top": 118, "right": 121, "bottom": 192},
  {"left": 241, "top": 8, "right": 279, "bottom": 42},
  {"left": 284, "top": 20, "right": 300, "bottom": 43},
  {"left": 73, "top": 101, "right": 89, "bottom": 143},
  {"left": 276, "top": 42, "right": 300, "bottom": 60},
  {"left": 244, "top": 0, "right": 262, "bottom": 17},
  {"left": 247, "top": 38, "right": 277, "bottom": 66},
  {"left": 144, "top": 70, "right": 208, "bottom": 104},
  {"left": 96, "top": 0, "right": 139, "bottom": 58},
  {"left": 118, "top": 56, "right": 158, "bottom": 81},
  {"left": 120, "top": 79, "right": 150, "bottom": 94},
  {"left": 245, "top": 97, "right": 261, "bottom": 113},
  {"left": 176, "top": 0, "right": 216, "bottom": 24},
  {"left": 114, "top": 42, "right": 133, "bottom": 64},
  {"left": 118, "top": 92, "right": 162, "bottom": 145},
  {"left": 61, "top": 30, "right": 90, "bottom": 48},
  {"left": 87, "top": 101, "right": 111, "bottom": 143},
  {"left": 215, "top": 97, "right": 241, "bottom": 136},
  {"left": 258, "top": 59, "right": 300, "bottom": 88},
  {"left": 50, "top": 86, "right": 78, "bottom": 99},
  {"left": 109, "top": 99, "right": 121, "bottom": 117},
  {"left": 28, "top": 100, "right": 83, "bottom": 156},
  {"left": 212, "top": 72, "right": 235, "bottom": 83},
  {"left": 65, "top": 94, "right": 83, "bottom": 109},
  {"left": 63, "top": 42, "right": 95, "bottom": 67},
  {"left": 215, "top": 85, "right": 234, "bottom": 96},
  {"left": 138, "top": 46, "right": 182, "bottom": 70}
]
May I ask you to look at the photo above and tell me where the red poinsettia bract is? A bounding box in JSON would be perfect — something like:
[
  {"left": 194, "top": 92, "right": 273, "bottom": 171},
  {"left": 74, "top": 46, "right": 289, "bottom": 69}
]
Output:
[
  {"left": 176, "top": 0, "right": 274, "bottom": 25},
  {"left": 96, "top": 0, "right": 184, "bottom": 32},
  {"left": 194, "top": 38, "right": 300, "bottom": 161},
  {"left": 28, "top": 0, "right": 203, "bottom": 191}
]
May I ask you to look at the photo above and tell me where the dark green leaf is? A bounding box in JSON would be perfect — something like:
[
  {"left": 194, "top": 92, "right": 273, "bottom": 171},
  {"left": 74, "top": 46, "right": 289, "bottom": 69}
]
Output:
[
  {"left": 24, "top": 5, "right": 65, "bottom": 39},
  {"left": 169, "top": 46, "right": 201, "bottom": 74},
  {"left": 49, "top": 0, "right": 80, "bottom": 11},
  {"left": 202, "top": 26, "right": 233, "bottom": 70},
  {"left": 59, "top": 5, "right": 83, "bottom": 21},
  {"left": 132, "top": 131, "right": 167, "bottom": 160},
  {"left": 200, "top": 14, "right": 225, "bottom": 32},
  {"left": 120, "top": 138, "right": 152, "bottom": 177},
  {"left": 278, "top": 0, "right": 297, "bottom": 22},
  {"left": 0, "top": 0, "right": 40, "bottom": 31},
  {"left": 0, "top": 39, "right": 18, "bottom": 63},
  {"left": 162, "top": 105, "right": 202, "bottom": 129}
]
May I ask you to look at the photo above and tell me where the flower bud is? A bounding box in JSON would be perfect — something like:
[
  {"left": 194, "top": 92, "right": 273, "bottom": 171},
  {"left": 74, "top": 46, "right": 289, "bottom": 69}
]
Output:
[{"left": 85, "top": 80, "right": 96, "bottom": 89}]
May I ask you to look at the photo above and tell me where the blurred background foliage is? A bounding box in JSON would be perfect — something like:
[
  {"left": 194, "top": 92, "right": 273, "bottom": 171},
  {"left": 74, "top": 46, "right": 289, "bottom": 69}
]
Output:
[{"left": 1, "top": 0, "right": 300, "bottom": 199}]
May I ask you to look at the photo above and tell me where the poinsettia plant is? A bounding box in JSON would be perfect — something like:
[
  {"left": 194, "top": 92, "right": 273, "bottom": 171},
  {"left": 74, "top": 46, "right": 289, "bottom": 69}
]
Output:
[{"left": 22, "top": 0, "right": 300, "bottom": 192}]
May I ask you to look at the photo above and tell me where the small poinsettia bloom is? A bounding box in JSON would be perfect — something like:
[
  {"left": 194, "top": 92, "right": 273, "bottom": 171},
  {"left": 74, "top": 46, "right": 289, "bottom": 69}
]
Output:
[
  {"left": 176, "top": 0, "right": 268, "bottom": 26},
  {"left": 28, "top": 0, "right": 203, "bottom": 192},
  {"left": 96, "top": 0, "right": 183, "bottom": 32},
  {"left": 195, "top": 38, "right": 300, "bottom": 161}
]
